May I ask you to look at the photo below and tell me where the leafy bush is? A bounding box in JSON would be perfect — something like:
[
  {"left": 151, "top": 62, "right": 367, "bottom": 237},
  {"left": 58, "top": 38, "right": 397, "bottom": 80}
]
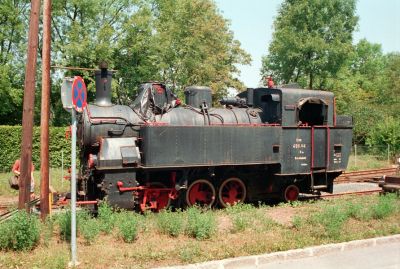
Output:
[
  {"left": 0, "top": 211, "right": 40, "bottom": 251},
  {"left": 157, "top": 209, "right": 184, "bottom": 237},
  {"left": 117, "top": 212, "right": 140, "bottom": 243},
  {"left": 372, "top": 194, "right": 397, "bottom": 219},
  {"left": 366, "top": 117, "right": 400, "bottom": 158},
  {"left": 80, "top": 218, "right": 101, "bottom": 245},
  {"left": 186, "top": 207, "right": 216, "bottom": 240},
  {"left": 97, "top": 201, "right": 115, "bottom": 234}
]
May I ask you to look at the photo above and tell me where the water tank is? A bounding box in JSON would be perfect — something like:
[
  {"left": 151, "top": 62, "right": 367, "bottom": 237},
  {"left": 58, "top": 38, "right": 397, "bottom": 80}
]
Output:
[{"left": 184, "top": 86, "right": 212, "bottom": 108}]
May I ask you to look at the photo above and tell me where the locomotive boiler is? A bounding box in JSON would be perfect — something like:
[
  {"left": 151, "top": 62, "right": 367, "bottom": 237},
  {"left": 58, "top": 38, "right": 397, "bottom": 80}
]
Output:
[{"left": 76, "top": 67, "right": 353, "bottom": 211}]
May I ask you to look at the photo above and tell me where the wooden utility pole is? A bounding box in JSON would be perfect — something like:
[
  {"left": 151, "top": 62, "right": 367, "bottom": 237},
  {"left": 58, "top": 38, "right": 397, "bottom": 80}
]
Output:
[
  {"left": 19, "top": 0, "right": 41, "bottom": 211},
  {"left": 40, "top": 0, "right": 51, "bottom": 220}
]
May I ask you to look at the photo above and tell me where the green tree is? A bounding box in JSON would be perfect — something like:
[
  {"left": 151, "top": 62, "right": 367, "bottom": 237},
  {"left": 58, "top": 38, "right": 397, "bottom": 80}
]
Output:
[
  {"left": 380, "top": 53, "right": 400, "bottom": 112},
  {"left": 112, "top": 2, "right": 160, "bottom": 104},
  {"left": 261, "top": 0, "right": 358, "bottom": 89},
  {"left": 325, "top": 40, "right": 387, "bottom": 143},
  {"left": 366, "top": 117, "right": 400, "bottom": 158},
  {"left": 50, "top": 0, "right": 135, "bottom": 124},
  {"left": 0, "top": 0, "right": 29, "bottom": 125},
  {"left": 0, "top": 0, "right": 250, "bottom": 125},
  {"left": 152, "top": 0, "right": 251, "bottom": 99}
]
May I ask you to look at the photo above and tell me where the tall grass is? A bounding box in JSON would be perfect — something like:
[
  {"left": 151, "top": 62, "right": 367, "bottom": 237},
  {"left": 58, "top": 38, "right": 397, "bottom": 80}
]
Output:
[
  {"left": 157, "top": 209, "right": 185, "bottom": 237},
  {"left": 186, "top": 207, "right": 216, "bottom": 240},
  {"left": 225, "top": 203, "right": 256, "bottom": 233},
  {"left": 0, "top": 211, "right": 40, "bottom": 251},
  {"left": 97, "top": 201, "right": 116, "bottom": 234},
  {"left": 116, "top": 211, "right": 141, "bottom": 243}
]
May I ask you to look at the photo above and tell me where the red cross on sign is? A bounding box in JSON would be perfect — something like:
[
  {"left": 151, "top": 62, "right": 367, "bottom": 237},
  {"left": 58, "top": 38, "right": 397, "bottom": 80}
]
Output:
[{"left": 72, "top": 76, "right": 87, "bottom": 113}]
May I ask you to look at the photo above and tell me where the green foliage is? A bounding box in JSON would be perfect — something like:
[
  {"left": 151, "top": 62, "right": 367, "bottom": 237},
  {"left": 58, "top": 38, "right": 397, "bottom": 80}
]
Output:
[
  {"left": 372, "top": 194, "right": 397, "bottom": 219},
  {"left": 80, "top": 218, "right": 101, "bottom": 245},
  {"left": 1, "top": 0, "right": 250, "bottom": 124},
  {"left": 57, "top": 210, "right": 71, "bottom": 241},
  {"left": 186, "top": 207, "right": 216, "bottom": 240},
  {"left": 0, "top": 211, "right": 40, "bottom": 251},
  {"left": 0, "top": 1, "right": 28, "bottom": 125},
  {"left": 157, "top": 209, "right": 185, "bottom": 237},
  {"left": 345, "top": 201, "right": 371, "bottom": 221},
  {"left": 179, "top": 242, "right": 201, "bottom": 263},
  {"left": 0, "top": 125, "right": 71, "bottom": 171},
  {"left": 97, "top": 201, "right": 116, "bottom": 234},
  {"left": 117, "top": 212, "right": 140, "bottom": 243},
  {"left": 366, "top": 117, "right": 400, "bottom": 158},
  {"left": 292, "top": 215, "right": 304, "bottom": 230},
  {"left": 262, "top": 0, "right": 358, "bottom": 89},
  {"left": 225, "top": 203, "right": 255, "bottom": 233},
  {"left": 327, "top": 40, "right": 396, "bottom": 144},
  {"left": 41, "top": 216, "right": 55, "bottom": 247},
  {"left": 152, "top": 0, "right": 251, "bottom": 98},
  {"left": 313, "top": 205, "right": 349, "bottom": 239},
  {"left": 57, "top": 209, "right": 90, "bottom": 242}
]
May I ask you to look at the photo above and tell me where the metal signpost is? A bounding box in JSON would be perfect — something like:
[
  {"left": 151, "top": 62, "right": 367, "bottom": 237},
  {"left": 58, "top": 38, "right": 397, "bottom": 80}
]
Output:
[{"left": 61, "top": 76, "right": 87, "bottom": 267}]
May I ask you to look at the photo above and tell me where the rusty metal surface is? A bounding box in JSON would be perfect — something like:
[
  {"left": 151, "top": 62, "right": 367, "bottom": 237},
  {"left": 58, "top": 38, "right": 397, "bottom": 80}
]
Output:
[{"left": 381, "top": 175, "right": 400, "bottom": 192}]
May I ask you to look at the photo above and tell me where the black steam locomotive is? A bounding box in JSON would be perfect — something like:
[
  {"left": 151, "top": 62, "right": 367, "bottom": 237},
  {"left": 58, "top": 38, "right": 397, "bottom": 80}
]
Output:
[{"left": 76, "top": 68, "right": 352, "bottom": 211}]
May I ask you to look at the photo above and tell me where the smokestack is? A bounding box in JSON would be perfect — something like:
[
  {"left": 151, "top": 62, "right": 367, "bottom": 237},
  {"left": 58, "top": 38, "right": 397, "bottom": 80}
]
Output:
[{"left": 95, "top": 61, "right": 112, "bottom": 106}]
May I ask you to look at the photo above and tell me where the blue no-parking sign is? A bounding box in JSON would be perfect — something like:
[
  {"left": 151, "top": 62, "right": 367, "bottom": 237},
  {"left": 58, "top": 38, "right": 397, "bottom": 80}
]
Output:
[{"left": 72, "top": 76, "right": 87, "bottom": 113}]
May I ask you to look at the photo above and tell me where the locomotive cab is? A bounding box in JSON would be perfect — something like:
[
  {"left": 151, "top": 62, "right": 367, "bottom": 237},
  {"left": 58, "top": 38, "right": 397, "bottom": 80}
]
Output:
[{"left": 239, "top": 87, "right": 333, "bottom": 127}]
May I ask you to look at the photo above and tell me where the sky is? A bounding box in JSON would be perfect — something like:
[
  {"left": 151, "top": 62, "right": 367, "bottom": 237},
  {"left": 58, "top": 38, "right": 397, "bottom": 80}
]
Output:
[{"left": 215, "top": 0, "right": 400, "bottom": 88}]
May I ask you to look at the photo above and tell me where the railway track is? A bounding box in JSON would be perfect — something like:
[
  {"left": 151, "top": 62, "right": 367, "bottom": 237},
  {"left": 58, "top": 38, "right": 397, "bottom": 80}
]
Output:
[
  {"left": 336, "top": 167, "right": 397, "bottom": 184},
  {"left": 320, "top": 189, "right": 381, "bottom": 199}
]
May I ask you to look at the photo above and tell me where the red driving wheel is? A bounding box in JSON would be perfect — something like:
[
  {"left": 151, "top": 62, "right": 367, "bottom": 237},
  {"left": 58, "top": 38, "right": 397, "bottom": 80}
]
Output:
[
  {"left": 283, "top": 184, "right": 300, "bottom": 202},
  {"left": 186, "top": 179, "right": 216, "bottom": 207},
  {"left": 218, "top": 177, "right": 246, "bottom": 208}
]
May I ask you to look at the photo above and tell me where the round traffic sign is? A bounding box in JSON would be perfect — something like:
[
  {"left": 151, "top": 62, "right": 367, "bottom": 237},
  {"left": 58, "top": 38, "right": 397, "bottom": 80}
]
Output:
[{"left": 72, "top": 76, "right": 87, "bottom": 113}]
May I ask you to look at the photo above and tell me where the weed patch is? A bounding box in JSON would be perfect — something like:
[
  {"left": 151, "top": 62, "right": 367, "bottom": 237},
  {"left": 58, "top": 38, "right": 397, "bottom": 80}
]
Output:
[
  {"left": 179, "top": 242, "right": 202, "bottom": 263},
  {"left": 312, "top": 205, "right": 349, "bottom": 239},
  {"left": 97, "top": 201, "right": 115, "bottom": 234},
  {"left": 157, "top": 209, "right": 184, "bottom": 237},
  {"left": 41, "top": 216, "right": 55, "bottom": 247},
  {"left": 372, "top": 194, "right": 398, "bottom": 219},
  {"left": 0, "top": 211, "right": 40, "bottom": 251},
  {"left": 117, "top": 212, "right": 140, "bottom": 243},
  {"left": 186, "top": 207, "right": 216, "bottom": 240},
  {"left": 80, "top": 218, "right": 101, "bottom": 245},
  {"left": 225, "top": 203, "right": 256, "bottom": 233}
]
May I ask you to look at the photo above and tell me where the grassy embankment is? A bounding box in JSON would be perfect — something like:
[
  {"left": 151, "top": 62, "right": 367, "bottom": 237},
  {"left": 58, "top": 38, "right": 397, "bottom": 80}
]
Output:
[{"left": 0, "top": 194, "right": 399, "bottom": 269}]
